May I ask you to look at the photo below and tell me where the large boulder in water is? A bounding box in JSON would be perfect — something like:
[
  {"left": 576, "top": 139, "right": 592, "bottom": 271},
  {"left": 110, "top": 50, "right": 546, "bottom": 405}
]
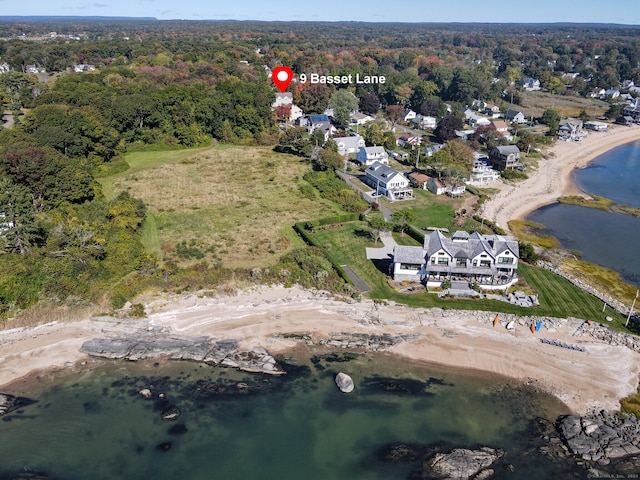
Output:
[
  {"left": 335, "top": 372, "right": 354, "bottom": 393},
  {"left": 160, "top": 404, "right": 181, "bottom": 421}
]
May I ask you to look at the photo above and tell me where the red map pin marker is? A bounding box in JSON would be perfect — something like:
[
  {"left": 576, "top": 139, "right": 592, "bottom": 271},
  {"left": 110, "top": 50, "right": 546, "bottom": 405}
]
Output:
[{"left": 272, "top": 66, "right": 293, "bottom": 93}]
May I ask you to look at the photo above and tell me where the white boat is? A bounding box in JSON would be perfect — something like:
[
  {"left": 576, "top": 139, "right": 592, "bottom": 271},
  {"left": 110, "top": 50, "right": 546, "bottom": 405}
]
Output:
[{"left": 506, "top": 320, "right": 515, "bottom": 331}]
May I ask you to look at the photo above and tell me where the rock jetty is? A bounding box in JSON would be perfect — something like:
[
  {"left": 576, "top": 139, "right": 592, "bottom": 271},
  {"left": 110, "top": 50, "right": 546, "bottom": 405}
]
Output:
[
  {"left": 335, "top": 372, "right": 354, "bottom": 393},
  {"left": 80, "top": 334, "right": 282, "bottom": 375}
]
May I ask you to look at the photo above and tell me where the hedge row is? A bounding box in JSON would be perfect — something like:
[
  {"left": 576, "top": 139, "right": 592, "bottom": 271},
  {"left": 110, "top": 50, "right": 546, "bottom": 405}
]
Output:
[
  {"left": 313, "top": 213, "right": 362, "bottom": 227},
  {"left": 293, "top": 221, "right": 354, "bottom": 287},
  {"left": 406, "top": 225, "right": 426, "bottom": 244}
]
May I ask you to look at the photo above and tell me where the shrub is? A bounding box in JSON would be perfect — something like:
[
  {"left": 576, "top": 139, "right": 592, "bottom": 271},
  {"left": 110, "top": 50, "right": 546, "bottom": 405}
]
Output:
[{"left": 129, "top": 303, "right": 145, "bottom": 317}]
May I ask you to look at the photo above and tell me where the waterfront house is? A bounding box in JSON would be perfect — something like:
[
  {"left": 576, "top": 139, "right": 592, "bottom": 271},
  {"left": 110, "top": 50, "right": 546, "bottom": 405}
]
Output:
[
  {"left": 391, "top": 230, "right": 519, "bottom": 289},
  {"left": 489, "top": 145, "right": 522, "bottom": 171}
]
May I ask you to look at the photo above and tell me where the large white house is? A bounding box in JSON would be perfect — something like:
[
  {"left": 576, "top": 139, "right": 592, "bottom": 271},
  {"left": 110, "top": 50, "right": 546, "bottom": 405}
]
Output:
[
  {"left": 363, "top": 162, "right": 414, "bottom": 201},
  {"left": 391, "top": 230, "right": 519, "bottom": 289}
]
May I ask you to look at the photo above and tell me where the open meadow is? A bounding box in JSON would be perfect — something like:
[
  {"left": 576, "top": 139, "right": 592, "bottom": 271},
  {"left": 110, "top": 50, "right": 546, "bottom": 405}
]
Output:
[
  {"left": 100, "top": 145, "right": 337, "bottom": 269},
  {"left": 519, "top": 90, "right": 609, "bottom": 119}
]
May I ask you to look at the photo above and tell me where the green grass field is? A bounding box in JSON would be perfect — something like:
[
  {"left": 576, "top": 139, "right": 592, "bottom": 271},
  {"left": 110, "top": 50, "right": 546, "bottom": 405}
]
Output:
[{"left": 100, "top": 145, "right": 336, "bottom": 268}]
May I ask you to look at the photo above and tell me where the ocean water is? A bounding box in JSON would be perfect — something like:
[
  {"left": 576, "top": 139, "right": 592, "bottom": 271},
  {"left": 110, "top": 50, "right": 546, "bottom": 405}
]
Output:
[
  {"left": 0, "top": 350, "right": 581, "bottom": 479},
  {"left": 528, "top": 139, "right": 640, "bottom": 287},
  {"left": 573, "top": 139, "right": 640, "bottom": 208}
]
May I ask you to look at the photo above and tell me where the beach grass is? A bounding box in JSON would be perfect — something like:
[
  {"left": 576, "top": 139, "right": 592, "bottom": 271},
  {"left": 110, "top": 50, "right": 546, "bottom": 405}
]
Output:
[
  {"left": 561, "top": 259, "right": 638, "bottom": 306},
  {"left": 305, "top": 221, "right": 627, "bottom": 323},
  {"left": 99, "top": 145, "right": 336, "bottom": 268},
  {"left": 558, "top": 195, "right": 615, "bottom": 211},
  {"left": 620, "top": 389, "right": 640, "bottom": 418},
  {"left": 508, "top": 220, "right": 561, "bottom": 249}
]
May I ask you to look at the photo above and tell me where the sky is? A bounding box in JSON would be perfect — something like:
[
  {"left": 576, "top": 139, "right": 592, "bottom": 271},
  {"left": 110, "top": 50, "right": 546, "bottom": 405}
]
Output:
[{"left": 1, "top": 0, "right": 639, "bottom": 25}]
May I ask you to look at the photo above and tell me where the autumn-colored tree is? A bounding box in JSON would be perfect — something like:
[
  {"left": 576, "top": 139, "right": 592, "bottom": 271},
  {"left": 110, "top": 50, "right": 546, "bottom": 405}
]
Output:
[{"left": 385, "top": 105, "right": 404, "bottom": 128}]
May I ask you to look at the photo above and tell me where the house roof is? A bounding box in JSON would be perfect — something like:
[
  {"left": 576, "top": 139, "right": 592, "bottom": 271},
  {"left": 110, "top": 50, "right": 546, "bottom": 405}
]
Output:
[
  {"left": 361, "top": 146, "right": 387, "bottom": 157},
  {"left": 408, "top": 172, "right": 430, "bottom": 183},
  {"left": 493, "top": 145, "right": 520, "bottom": 155},
  {"left": 365, "top": 161, "right": 403, "bottom": 183},
  {"left": 309, "top": 114, "right": 329, "bottom": 124},
  {"left": 393, "top": 246, "right": 426, "bottom": 265},
  {"left": 334, "top": 135, "right": 364, "bottom": 150},
  {"left": 424, "top": 230, "right": 519, "bottom": 261},
  {"left": 491, "top": 120, "right": 509, "bottom": 130},
  {"left": 505, "top": 109, "right": 524, "bottom": 119}
]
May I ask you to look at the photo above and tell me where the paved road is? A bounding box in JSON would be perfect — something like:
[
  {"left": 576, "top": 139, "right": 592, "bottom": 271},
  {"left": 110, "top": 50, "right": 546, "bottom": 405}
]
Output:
[
  {"left": 335, "top": 169, "right": 394, "bottom": 222},
  {"left": 341, "top": 265, "right": 371, "bottom": 293}
]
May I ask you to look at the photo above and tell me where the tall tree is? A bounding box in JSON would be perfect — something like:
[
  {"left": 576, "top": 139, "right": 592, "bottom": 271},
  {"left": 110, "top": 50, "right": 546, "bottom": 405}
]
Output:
[
  {"left": 329, "top": 90, "right": 359, "bottom": 128},
  {"left": 359, "top": 92, "right": 380, "bottom": 115},
  {"left": 434, "top": 115, "right": 463, "bottom": 142},
  {"left": 541, "top": 109, "right": 560, "bottom": 136}
]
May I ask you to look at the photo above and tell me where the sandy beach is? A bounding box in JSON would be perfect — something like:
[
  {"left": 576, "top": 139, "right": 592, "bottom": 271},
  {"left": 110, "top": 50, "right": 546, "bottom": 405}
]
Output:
[
  {"left": 1, "top": 285, "right": 639, "bottom": 415},
  {"left": 483, "top": 124, "right": 640, "bottom": 230}
]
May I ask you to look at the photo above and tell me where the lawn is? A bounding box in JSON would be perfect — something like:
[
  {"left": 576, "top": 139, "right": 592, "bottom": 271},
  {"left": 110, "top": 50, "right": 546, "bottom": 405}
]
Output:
[
  {"left": 100, "top": 145, "right": 337, "bottom": 268},
  {"left": 304, "top": 221, "right": 629, "bottom": 324}
]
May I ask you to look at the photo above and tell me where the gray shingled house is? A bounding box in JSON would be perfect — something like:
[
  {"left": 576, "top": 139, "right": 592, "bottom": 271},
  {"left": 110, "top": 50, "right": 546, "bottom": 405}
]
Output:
[{"left": 392, "top": 230, "right": 519, "bottom": 289}]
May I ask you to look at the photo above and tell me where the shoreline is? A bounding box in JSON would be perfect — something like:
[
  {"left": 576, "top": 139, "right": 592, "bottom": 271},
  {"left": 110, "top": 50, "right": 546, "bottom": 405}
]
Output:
[
  {"left": 483, "top": 124, "right": 640, "bottom": 230},
  {"left": 1, "top": 285, "right": 639, "bottom": 415}
]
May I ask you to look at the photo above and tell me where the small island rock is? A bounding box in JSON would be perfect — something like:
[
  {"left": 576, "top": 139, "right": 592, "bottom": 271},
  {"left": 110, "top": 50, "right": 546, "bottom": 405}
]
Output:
[
  {"left": 335, "top": 372, "right": 354, "bottom": 393},
  {"left": 138, "top": 389, "right": 152, "bottom": 399},
  {"left": 160, "top": 404, "right": 181, "bottom": 421}
]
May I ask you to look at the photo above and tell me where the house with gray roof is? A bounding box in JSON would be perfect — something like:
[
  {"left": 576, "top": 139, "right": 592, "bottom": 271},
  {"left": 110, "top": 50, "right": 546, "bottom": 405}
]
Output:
[
  {"left": 356, "top": 146, "right": 389, "bottom": 166},
  {"left": 504, "top": 109, "right": 526, "bottom": 124},
  {"left": 333, "top": 135, "right": 366, "bottom": 156},
  {"left": 364, "top": 162, "right": 414, "bottom": 201},
  {"left": 489, "top": 145, "right": 522, "bottom": 171},
  {"left": 392, "top": 230, "right": 519, "bottom": 289}
]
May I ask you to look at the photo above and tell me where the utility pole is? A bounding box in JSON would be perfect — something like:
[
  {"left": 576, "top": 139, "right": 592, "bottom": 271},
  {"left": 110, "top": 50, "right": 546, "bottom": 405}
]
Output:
[{"left": 625, "top": 290, "right": 639, "bottom": 328}]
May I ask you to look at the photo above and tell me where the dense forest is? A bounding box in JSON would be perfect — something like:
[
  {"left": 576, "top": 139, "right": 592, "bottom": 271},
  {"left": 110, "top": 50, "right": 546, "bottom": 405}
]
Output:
[{"left": 1, "top": 20, "right": 639, "bottom": 318}]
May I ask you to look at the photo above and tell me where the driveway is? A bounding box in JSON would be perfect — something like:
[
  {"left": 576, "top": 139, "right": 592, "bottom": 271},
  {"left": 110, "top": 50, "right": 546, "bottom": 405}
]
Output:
[{"left": 365, "top": 231, "right": 398, "bottom": 260}]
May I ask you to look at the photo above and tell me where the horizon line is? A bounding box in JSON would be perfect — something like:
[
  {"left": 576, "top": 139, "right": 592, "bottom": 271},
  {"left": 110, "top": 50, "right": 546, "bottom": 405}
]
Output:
[{"left": 0, "top": 16, "right": 639, "bottom": 27}]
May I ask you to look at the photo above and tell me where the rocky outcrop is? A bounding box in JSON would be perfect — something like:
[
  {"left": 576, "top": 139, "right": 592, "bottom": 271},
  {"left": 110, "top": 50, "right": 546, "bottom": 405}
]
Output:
[
  {"left": 0, "top": 393, "right": 36, "bottom": 416},
  {"left": 80, "top": 335, "right": 282, "bottom": 375},
  {"left": 557, "top": 410, "right": 640, "bottom": 463},
  {"left": 160, "top": 404, "right": 181, "bottom": 421},
  {"left": 335, "top": 372, "right": 354, "bottom": 393},
  {"left": 417, "top": 447, "right": 504, "bottom": 479},
  {"left": 322, "top": 332, "right": 419, "bottom": 350}
]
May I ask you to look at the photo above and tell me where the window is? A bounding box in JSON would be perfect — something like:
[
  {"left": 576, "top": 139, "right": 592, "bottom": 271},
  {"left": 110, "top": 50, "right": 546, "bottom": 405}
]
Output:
[
  {"left": 479, "top": 260, "right": 491, "bottom": 268},
  {"left": 400, "top": 263, "right": 420, "bottom": 271},
  {"left": 437, "top": 258, "right": 449, "bottom": 266},
  {"left": 456, "top": 258, "right": 466, "bottom": 267},
  {"left": 498, "top": 257, "right": 514, "bottom": 264}
]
